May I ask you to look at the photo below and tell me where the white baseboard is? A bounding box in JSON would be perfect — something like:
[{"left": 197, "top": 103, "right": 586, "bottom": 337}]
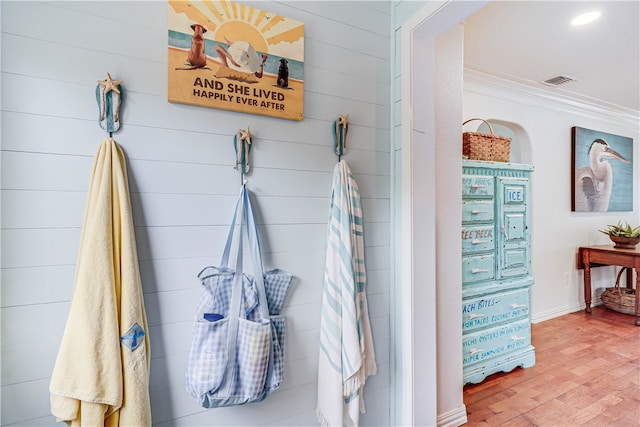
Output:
[
  {"left": 437, "top": 404, "right": 468, "bottom": 427},
  {"left": 531, "top": 299, "right": 602, "bottom": 324}
]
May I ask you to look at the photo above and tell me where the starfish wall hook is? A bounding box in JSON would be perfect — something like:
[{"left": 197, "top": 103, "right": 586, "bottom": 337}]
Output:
[
  {"left": 334, "top": 114, "right": 350, "bottom": 158},
  {"left": 96, "top": 72, "right": 124, "bottom": 134},
  {"left": 234, "top": 126, "right": 255, "bottom": 175},
  {"left": 97, "top": 73, "right": 122, "bottom": 95},
  {"left": 238, "top": 126, "right": 254, "bottom": 144}
]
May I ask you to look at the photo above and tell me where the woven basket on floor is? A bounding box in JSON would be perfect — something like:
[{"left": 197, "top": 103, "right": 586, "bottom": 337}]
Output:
[
  {"left": 601, "top": 267, "right": 636, "bottom": 315},
  {"left": 462, "top": 118, "right": 511, "bottom": 162}
]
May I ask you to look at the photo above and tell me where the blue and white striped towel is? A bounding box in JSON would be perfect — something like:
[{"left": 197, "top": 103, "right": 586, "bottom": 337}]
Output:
[{"left": 317, "top": 160, "right": 376, "bottom": 427}]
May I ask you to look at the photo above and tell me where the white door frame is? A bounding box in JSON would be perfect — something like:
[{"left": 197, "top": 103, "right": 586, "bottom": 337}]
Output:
[{"left": 398, "top": 2, "right": 487, "bottom": 425}]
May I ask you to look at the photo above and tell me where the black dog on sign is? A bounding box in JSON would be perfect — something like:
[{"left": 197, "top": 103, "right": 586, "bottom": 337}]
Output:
[{"left": 276, "top": 58, "right": 289, "bottom": 88}]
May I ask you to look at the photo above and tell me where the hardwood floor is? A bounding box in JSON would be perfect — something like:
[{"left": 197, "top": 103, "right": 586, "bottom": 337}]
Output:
[{"left": 463, "top": 306, "right": 640, "bottom": 426}]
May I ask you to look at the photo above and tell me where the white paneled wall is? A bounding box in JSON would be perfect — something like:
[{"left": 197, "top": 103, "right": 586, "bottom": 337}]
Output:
[{"left": 0, "top": 1, "right": 391, "bottom": 425}]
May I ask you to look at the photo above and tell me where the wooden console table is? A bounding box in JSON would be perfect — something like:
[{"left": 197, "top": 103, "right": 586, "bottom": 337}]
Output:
[{"left": 578, "top": 245, "right": 640, "bottom": 326}]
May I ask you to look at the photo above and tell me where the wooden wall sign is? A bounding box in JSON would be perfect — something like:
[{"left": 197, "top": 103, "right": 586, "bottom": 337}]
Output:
[{"left": 168, "top": 1, "right": 304, "bottom": 121}]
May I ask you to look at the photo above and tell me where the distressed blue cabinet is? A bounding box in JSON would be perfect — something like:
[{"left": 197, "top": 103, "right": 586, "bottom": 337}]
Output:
[{"left": 462, "top": 160, "right": 535, "bottom": 384}]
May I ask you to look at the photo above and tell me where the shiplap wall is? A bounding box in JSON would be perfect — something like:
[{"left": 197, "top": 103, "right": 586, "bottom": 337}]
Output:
[{"left": 0, "top": 1, "right": 391, "bottom": 425}]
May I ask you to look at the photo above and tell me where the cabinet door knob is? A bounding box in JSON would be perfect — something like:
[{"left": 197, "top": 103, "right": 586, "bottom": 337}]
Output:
[
  {"left": 511, "top": 335, "right": 526, "bottom": 342},
  {"left": 471, "top": 210, "right": 488, "bottom": 214},
  {"left": 470, "top": 348, "right": 483, "bottom": 355},
  {"left": 472, "top": 239, "right": 488, "bottom": 244},
  {"left": 471, "top": 184, "right": 486, "bottom": 189},
  {"left": 511, "top": 303, "right": 526, "bottom": 309},
  {"left": 471, "top": 267, "right": 488, "bottom": 274},
  {"left": 469, "top": 313, "right": 485, "bottom": 320}
]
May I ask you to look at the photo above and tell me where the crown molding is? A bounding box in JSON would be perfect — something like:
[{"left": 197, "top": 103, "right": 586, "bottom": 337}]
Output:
[{"left": 464, "top": 66, "right": 640, "bottom": 131}]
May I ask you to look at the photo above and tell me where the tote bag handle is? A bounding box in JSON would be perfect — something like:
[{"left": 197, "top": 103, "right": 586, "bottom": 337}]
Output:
[
  {"left": 242, "top": 186, "right": 270, "bottom": 321},
  {"left": 216, "top": 188, "right": 246, "bottom": 398},
  {"left": 219, "top": 186, "right": 268, "bottom": 316},
  {"left": 220, "top": 189, "right": 244, "bottom": 269},
  {"left": 241, "top": 187, "right": 275, "bottom": 392},
  {"left": 217, "top": 185, "right": 271, "bottom": 398}
]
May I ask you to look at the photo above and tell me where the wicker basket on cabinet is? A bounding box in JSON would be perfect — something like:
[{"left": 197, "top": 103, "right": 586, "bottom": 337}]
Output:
[{"left": 462, "top": 118, "right": 511, "bottom": 162}]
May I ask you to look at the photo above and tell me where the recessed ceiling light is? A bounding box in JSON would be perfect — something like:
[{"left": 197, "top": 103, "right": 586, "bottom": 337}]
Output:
[{"left": 571, "top": 11, "right": 601, "bottom": 26}]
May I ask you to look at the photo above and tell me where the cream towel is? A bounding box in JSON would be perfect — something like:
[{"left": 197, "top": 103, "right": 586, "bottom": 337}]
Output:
[
  {"left": 317, "top": 160, "right": 376, "bottom": 427},
  {"left": 50, "top": 138, "right": 151, "bottom": 426}
]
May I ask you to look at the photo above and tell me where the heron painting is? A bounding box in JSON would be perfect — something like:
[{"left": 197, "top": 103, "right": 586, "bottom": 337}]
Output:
[{"left": 572, "top": 126, "right": 634, "bottom": 212}]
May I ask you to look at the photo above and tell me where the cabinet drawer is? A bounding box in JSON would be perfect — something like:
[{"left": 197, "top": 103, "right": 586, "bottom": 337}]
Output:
[
  {"left": 462, "top": 254, "right": 495, "bottom": 283},
  {"left": 461, "top": 225, "right": 494, "bottom": 253},
  {"left": 462, "top": 201, "right": 494, "bottom": 223},
  {"left": 462, "top": 176, "right": 494, "bottom": 197},
  {"left": 462, "top": 287, "right": 530, "bottom": 332},
  {"left": 462, "top": 319, "right": 531, "bottom": 367}
]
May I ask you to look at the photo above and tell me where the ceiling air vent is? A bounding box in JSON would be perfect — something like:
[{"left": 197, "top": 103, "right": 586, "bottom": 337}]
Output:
[{"left": 541, "top": 75, "right": 576, "bottom": 86}]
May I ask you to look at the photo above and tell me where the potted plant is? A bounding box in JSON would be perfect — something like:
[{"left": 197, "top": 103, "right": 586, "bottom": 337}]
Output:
[{"left": 599, "top": 221, "right": 640, "bottom": 249}]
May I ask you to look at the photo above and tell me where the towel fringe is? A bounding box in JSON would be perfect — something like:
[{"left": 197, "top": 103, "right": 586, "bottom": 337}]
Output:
[
  {"left": 343, "top": 372, "right": 363, "bottom": 398},
  {"left": 343, "top": 353, "right": 377, "bottom": 398}
]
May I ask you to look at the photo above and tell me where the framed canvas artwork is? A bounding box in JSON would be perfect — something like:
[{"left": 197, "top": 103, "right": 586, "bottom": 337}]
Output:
[
  {"left": 572, "top": 126, "right": 634, "bottom": 212},
  {"left": 168, "top": 1, "right": 304, "bottom": 121}
]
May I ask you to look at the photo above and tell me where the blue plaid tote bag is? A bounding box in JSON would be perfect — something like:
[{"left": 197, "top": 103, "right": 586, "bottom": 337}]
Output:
[{"left": 186, "top": 185, "right": 293, "bottom": 408}]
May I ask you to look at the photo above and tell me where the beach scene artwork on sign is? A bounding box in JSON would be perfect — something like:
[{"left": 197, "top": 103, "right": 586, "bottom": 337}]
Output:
[
  {"left": 168, "top": 1, "right": 304, "bottom": 121},
  {"left": 572, "top": 126, "right": 634, "bottom": 212}
]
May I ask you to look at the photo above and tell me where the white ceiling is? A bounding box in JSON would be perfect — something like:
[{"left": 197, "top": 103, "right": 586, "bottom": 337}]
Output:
[{"left": 463, "top": 1, "right": 640, "bottom": 111}]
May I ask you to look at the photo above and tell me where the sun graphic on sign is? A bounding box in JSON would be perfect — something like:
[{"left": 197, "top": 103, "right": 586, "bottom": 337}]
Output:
[
  {"left": 169, "top": 0, "right": 304, "bottom": 60},
  {"left": 167, "top": 0, "right": 305, "bottom": 121}
]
